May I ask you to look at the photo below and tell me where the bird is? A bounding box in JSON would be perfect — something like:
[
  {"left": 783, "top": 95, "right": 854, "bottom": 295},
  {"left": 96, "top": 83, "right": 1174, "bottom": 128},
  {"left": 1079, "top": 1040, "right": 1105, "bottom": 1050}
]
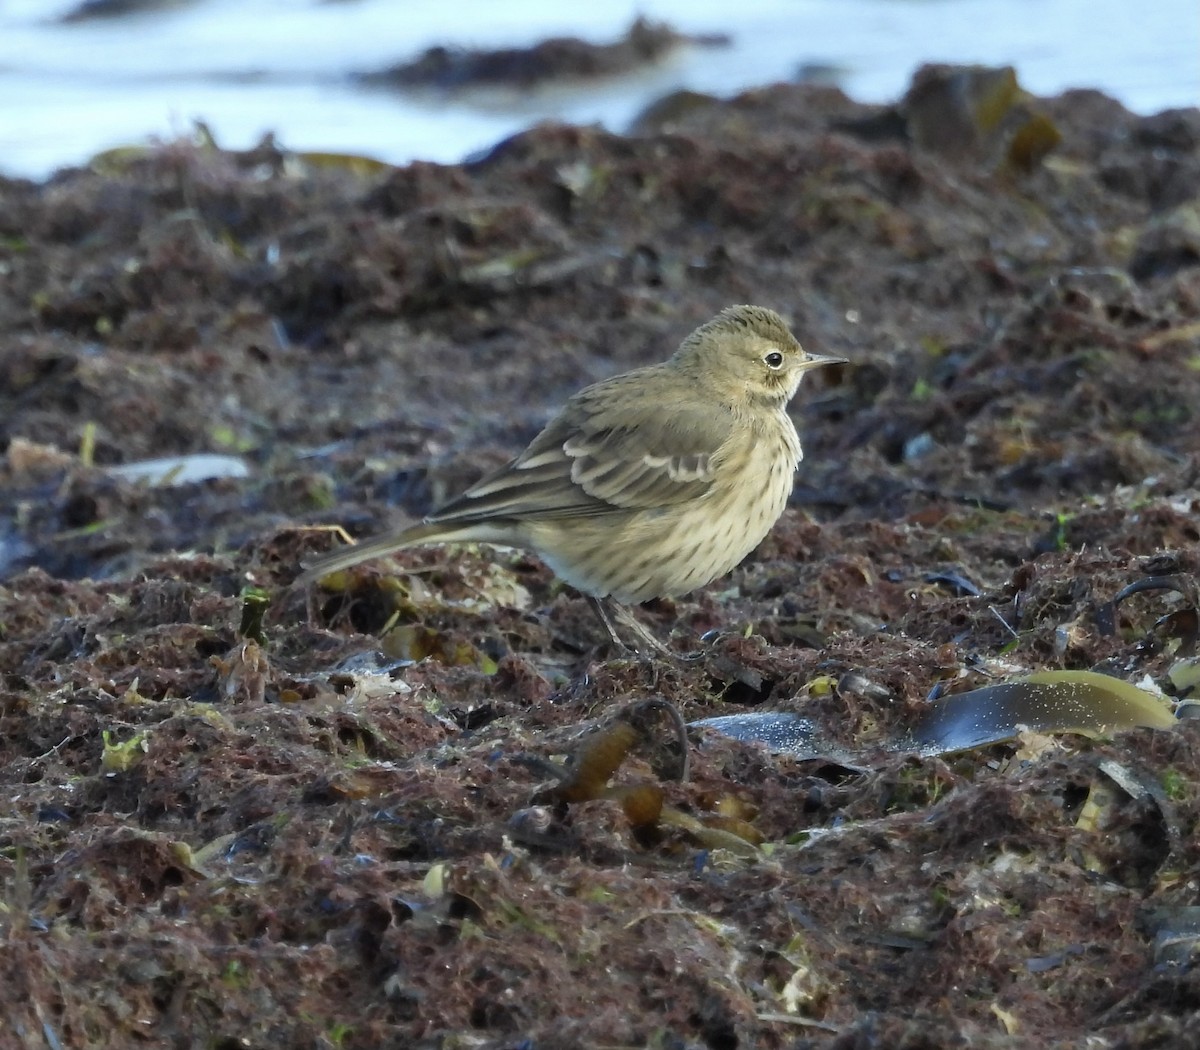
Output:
[{"left": 296, "top": 305, "right": 846, "bottom": 657}]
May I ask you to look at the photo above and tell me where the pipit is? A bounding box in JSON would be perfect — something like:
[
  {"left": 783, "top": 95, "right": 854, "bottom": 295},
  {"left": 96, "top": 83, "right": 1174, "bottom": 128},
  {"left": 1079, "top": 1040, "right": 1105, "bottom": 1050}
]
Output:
[{"left": 297, "top": 305, "right": 845, "bottom": 657}]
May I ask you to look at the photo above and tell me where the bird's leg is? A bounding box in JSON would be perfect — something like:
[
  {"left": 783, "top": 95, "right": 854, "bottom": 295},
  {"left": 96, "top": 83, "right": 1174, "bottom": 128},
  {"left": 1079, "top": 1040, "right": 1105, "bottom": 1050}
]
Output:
[
  {"left": 586, "top": 595, "right": 637, "bottom": 654},
  {"left": 587, "top": 596, "right": 705, "bottom": 663}
]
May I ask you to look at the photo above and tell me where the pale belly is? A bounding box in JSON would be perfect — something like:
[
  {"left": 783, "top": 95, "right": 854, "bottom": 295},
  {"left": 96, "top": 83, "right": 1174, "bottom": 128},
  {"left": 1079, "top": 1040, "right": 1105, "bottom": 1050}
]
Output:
[{"left": 530, "top": 417, "right": 800, "bottom": 604}]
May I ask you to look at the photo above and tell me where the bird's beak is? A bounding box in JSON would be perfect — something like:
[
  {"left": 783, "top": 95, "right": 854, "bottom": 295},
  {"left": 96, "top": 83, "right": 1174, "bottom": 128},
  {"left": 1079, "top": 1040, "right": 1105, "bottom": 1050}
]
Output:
[{"left": 797, "top": 352, "right": 848, "bottom": 371}]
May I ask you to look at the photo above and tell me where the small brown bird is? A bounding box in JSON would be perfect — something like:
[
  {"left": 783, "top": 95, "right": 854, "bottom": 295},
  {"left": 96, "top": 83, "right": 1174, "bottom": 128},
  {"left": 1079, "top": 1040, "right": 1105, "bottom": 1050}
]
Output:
[{"left": 297, "top": 305, "right": 845, "bottom": 656}]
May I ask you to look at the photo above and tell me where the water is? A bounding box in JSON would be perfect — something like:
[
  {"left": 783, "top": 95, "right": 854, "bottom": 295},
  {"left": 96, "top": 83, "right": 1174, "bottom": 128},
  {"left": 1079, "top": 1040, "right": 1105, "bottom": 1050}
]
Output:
[{"left": 0, "top": 0, "right": 1196, "bottom": 180}]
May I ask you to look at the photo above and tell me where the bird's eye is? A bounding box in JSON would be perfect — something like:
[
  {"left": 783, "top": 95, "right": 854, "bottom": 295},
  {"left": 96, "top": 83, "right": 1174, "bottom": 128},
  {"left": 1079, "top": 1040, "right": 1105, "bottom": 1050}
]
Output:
[{"left": 764, "top": 351, "right": 784, "bottom": 369}]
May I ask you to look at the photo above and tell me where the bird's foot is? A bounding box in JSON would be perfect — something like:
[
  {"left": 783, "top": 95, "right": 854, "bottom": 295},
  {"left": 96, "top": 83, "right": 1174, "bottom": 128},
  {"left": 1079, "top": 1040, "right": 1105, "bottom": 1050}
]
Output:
[{"left": 588, "top": 596, "right": 708, "bottom": 665}]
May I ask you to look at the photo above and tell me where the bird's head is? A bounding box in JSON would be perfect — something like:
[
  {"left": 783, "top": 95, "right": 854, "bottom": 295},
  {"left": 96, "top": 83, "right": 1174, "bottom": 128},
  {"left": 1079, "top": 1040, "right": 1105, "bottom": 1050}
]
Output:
[{"left": 675, "top": 304, "right": 846, "bottom": 408}]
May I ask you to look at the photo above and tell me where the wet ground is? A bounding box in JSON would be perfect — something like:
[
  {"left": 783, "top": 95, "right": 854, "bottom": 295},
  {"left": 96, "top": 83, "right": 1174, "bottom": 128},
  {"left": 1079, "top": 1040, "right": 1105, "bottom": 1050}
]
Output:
[{"left": 2, "top": 61, "right": 1200, "bottom": 1048}]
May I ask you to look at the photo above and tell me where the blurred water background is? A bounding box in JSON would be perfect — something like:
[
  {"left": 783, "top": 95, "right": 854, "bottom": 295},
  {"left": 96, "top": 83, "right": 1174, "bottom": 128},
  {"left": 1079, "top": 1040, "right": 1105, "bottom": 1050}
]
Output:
[{"left": 0, "top": 0, "right": 1196, "bottom": 180}]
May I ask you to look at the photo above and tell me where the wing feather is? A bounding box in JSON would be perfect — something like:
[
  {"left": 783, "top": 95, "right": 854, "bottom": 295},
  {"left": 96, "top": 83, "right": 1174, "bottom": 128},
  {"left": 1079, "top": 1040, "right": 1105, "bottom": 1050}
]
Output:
[{"left": 427, "top": 371, "right": 737, "bottom": 524}]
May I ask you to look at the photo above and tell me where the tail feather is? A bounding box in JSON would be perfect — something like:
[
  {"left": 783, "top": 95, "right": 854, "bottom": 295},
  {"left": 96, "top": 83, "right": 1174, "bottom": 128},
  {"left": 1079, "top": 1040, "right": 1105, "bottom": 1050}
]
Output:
[{"left": 293, "top": 520, "right": 500, "bottom": 589}]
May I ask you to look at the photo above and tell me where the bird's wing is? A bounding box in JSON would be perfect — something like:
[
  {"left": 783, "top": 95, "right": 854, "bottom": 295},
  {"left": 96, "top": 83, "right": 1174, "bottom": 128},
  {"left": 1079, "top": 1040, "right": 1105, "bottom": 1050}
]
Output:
[
  {"left": 562, "top": 400, "right": 732, "bottom": 507},
  {"left": 430, "top": 382, "right": 737, "bottom": 523}
]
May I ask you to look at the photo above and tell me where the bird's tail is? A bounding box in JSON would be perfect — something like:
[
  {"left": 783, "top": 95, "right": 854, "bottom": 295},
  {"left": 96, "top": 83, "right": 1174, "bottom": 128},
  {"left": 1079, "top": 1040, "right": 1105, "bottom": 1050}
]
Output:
[{"left": 292, "top": 519, "right": 491, "bottom": 589}]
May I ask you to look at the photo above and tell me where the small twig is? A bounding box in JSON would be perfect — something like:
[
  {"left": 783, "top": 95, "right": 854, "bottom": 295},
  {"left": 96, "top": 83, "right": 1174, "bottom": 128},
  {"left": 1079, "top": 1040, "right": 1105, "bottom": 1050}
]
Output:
[{"left": 988, "top": 604, "right": 1019, "bottom": 640}]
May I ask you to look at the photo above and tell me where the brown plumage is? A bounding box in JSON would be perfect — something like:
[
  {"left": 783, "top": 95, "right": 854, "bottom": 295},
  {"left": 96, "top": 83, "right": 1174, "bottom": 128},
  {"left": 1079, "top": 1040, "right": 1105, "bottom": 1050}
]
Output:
[{"left": 297, "top": 305, "right": 845, "bottom": 655}]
